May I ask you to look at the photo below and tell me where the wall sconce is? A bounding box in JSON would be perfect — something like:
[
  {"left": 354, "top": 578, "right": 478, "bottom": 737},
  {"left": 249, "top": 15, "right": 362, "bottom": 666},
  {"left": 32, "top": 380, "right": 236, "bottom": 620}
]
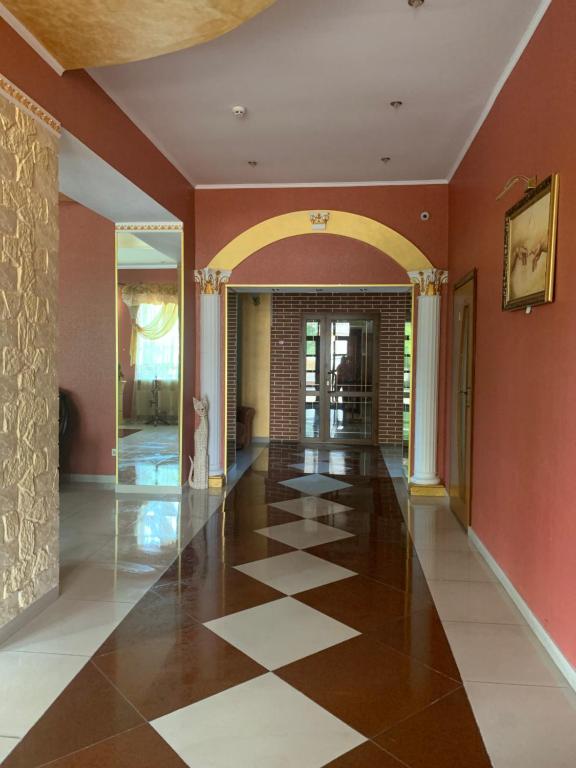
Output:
[
  {"left": 309, "top": 211, "right": 330, "bottom": 231},
  {"left": 496, "top": 175, "right": 538, "bottom": 201}
]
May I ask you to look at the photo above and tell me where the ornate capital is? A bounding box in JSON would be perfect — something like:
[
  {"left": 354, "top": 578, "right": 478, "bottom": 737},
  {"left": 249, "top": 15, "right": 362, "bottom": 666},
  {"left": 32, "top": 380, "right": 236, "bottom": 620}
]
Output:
[
  {"left": 408, "top": 268, "right": 448, "bottom": 296},
  {"left": 194, "top": 268, "right": 232, "bottom": 295}
]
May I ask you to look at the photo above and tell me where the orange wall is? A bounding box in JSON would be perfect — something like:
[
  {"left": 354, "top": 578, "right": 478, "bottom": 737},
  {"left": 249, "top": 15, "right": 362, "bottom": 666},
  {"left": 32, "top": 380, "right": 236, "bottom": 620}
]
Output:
[
  {"left": 448, "top": 0, "right": 576, "bottom": 664},
  {"left": 59, "top": 201, "right": 115, "bottom": 475},
  {"left": 0, "top": 21, "right": 195, "bottom": 479}
]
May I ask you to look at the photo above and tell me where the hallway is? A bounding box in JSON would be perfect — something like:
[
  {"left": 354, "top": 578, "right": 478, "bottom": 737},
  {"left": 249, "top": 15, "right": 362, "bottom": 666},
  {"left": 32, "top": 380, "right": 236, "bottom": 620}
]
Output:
[{"left": 3, "top": 446, "right": 574, "bottom": 766}]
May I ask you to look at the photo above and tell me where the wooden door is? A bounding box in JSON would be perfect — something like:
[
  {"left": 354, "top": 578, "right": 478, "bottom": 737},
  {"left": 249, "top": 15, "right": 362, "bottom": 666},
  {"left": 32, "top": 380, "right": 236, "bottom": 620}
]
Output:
[{"left": 449, "top": 272, "right": 476, "bottom": 528}]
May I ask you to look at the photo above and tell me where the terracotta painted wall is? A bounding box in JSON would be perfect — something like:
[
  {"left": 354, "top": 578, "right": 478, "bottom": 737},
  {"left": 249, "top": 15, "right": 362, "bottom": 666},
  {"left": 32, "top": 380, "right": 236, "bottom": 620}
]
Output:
[
  {"left": 448, "top": 0, "right": 576, "bottom": 665},
  {"left": 58, "top": 201, "right": 116, "bottom": 476},
  {"left": 0, "top": 21, "right": 195, "bottom": 480}
]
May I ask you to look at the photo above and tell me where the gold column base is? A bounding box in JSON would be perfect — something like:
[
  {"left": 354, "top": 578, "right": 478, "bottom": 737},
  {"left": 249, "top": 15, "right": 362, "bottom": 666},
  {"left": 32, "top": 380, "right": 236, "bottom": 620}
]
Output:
[
  {"left": 409, "top": 483, "right": 447, "bottom": 497},
  {"left": 208, "top": 475, "right": 225, "bottom": 488}
]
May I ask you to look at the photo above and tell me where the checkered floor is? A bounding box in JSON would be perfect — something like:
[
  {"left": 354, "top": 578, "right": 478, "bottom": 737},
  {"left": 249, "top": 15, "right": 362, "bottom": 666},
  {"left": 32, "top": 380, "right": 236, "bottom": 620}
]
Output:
[{"left": 2, "top": 446, "right": 491, "bottom": 767}]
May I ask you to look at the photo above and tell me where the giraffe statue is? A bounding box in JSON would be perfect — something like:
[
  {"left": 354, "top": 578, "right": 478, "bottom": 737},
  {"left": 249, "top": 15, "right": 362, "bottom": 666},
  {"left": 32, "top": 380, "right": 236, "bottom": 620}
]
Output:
[{"left": 188, "top": 396, "right": 209, "bottom": 490}]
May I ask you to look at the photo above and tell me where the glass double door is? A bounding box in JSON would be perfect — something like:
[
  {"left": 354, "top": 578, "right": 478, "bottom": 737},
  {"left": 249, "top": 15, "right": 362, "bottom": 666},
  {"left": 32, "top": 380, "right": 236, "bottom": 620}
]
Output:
[{"left": 302, "top": 315, "right": 377, "bottom": 444}]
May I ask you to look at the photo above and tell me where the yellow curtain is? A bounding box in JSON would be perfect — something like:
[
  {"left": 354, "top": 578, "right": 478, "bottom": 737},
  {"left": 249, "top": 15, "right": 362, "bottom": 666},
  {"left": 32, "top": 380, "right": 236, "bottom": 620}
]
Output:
[{"left": 130, "top": 302, "right": 178, "bottom": 366}]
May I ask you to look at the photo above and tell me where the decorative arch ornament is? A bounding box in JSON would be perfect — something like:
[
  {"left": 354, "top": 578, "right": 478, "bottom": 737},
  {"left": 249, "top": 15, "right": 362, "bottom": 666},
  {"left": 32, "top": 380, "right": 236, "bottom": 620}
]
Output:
[{"left": 207, "top": 210, "right": 433, "bottom": 272}]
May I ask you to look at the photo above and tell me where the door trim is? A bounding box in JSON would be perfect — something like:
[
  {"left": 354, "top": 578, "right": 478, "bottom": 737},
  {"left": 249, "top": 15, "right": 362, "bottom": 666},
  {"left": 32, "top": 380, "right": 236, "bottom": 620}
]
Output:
[{"left": 450, "top": 269, "right": 477, "bottom": 527}]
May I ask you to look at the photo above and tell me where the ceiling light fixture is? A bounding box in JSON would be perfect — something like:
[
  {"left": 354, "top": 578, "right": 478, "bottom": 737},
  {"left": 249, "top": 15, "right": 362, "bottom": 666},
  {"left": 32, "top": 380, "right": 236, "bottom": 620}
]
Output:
[
  {"left": 408, "top": 0, "right": 425, "bottom": 8},
  {"left": 381, "top": 157, "right": 391, "bottom": 163},
  {"left": 390, "top": 101, "right": 403, "bottom": 109},
  {"left": 232, "top": 105, "right": 247, "bottom": 118},
  {"left": 247, "top": 160, "right": 258, "bottom": 167}
]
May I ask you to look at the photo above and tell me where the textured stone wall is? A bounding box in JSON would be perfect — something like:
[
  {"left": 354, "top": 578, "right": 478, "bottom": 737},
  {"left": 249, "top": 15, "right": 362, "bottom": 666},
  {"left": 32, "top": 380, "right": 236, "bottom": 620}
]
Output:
[{"left": 0, "top": 90, "right": 59, "bottom": 628}]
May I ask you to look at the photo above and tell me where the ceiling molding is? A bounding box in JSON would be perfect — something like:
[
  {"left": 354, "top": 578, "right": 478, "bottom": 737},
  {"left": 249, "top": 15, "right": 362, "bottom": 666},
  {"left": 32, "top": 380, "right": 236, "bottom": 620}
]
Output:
[
  {"left": 448, "top": 0, "right": 552, "bottom": 181},
  {"left": 195, "top": 179, "right": 449, "bottom": 190},
  {"left": 0, "top": 3, "right": 64, "bottom": 75},
  {"left": 116, "top": 222, "right": 183, "bottom": 232},
  {"left": 0, "top": 72, "right": 61, "bottom": 134}
]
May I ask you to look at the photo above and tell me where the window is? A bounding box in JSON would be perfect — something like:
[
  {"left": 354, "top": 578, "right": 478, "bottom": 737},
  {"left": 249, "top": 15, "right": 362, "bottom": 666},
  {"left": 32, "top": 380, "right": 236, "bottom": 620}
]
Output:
[{"left": 134, "top": 303, "right": 179, "bottom": 382}]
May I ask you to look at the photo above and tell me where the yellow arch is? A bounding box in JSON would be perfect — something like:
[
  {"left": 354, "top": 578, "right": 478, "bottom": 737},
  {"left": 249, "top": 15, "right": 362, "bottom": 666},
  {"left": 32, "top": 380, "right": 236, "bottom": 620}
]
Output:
[{"left": 207, "top": 210, "right": 432, "bottom": 272}]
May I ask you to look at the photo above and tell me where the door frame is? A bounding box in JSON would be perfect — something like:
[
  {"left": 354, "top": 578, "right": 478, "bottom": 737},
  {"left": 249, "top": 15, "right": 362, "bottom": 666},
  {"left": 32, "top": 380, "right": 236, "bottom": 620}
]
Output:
[
  {"left": 299, "top": 312, "right": 380, "bottom": 446},
  {"left": 450, "top": 269, "right": 477, "bottom": 527}
]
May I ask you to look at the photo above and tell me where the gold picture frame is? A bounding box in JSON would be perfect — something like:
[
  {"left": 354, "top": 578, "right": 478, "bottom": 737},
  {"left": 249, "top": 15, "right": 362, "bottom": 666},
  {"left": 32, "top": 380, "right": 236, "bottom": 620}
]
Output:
[{"left": 502, "top": 173, "right": 559, "bottom": 311}]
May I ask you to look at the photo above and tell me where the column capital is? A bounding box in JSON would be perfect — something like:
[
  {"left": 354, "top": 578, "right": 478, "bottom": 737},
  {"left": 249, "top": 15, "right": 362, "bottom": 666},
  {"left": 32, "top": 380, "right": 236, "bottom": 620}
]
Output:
[
  {"left": 194, "top": 267, "right": 232, "bottom": 294},
  {"left": 408, "top": 268, "right": 448, "bottom": 296}
]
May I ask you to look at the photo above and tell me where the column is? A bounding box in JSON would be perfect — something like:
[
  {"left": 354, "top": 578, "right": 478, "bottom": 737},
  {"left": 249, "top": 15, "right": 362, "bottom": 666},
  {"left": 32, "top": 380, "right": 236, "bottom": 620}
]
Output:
[
  {"left": 408, "top": 268, "right": 448, "bottom": 488},
  {"left": 194, "top": 267, "right": 232, "bottom": 482}
]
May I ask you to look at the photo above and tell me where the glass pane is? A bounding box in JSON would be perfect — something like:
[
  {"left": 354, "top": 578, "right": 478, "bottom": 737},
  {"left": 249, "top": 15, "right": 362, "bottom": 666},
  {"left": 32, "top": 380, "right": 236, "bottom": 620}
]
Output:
[
  {"left": 306, "top": 321, "right": 319, "bottom": 336},
  {"left": 330, "top": 319, "right": 373, "bottom": 393},
  {"left": 304, "top": 392, "right": 320, "bottom": 439},
  {"left": 402, "top": 319, "right": 412, "bottom": 466},
  {"left": 329, "top": 395, "right": 373, "bottom": 440}
]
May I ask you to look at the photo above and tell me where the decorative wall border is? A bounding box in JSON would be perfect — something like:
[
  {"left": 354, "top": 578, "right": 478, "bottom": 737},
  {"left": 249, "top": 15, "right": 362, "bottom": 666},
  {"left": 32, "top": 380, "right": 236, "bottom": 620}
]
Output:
[
  {"left": 115, "top": 222, "right": 183, "bottom": 232},
  {"left": 0, "top": 73, "right": 61, "bottom": 135}
]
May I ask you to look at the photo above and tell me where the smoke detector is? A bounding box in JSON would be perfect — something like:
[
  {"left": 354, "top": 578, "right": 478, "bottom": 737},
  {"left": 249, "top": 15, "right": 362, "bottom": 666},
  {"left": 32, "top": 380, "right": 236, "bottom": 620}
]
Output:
[
  {"left": 408, "top": 0, "right": 424, "bottom": 7},
  {"left": 232, "top": 105, "right": 247, "bottom": 118}
]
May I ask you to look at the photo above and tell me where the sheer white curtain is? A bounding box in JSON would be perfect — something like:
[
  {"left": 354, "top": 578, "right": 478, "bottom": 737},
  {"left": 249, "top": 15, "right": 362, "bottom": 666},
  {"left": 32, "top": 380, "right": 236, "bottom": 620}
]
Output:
[{"left": 133, "top": 303, "right": 180, "bottom": 422}]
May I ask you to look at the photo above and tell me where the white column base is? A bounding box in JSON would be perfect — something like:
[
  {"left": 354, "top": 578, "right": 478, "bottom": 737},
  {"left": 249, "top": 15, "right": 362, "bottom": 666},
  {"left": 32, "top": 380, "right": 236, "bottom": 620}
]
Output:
[{"left": 410, "top": 472, "right": 441, "bottom": 486}]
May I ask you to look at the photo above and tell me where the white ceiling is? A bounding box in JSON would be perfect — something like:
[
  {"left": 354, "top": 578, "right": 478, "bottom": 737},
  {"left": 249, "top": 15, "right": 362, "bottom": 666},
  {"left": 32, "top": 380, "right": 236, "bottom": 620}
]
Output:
[
  {"left": 89, "top": 0, "right": 548, "bottom": 186},
  {"left": 117, "top": 231, "right": 181, "bottom": 268}
]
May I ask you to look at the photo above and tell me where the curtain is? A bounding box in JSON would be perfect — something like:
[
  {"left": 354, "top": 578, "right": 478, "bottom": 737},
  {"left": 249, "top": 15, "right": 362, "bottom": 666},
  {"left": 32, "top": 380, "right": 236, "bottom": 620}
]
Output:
[{"left": 130, "top": 302, "right": 178, "bottom": 366}]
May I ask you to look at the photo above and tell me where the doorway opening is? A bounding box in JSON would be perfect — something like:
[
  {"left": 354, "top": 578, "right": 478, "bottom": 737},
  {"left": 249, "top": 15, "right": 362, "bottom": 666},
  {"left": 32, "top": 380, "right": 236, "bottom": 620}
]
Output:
[
  {"left": 116, "top": 228, "right": 183, "bottom": 489},
  {"left": 225, "top": 286, "right": 413, "bottom": 475}
]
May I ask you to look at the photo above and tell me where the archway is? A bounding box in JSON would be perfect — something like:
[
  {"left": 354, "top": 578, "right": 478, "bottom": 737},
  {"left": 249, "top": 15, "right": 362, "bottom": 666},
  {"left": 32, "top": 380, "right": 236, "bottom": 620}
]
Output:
[{"left": 207, "top": 210, "right": 432, "bottom": 273}]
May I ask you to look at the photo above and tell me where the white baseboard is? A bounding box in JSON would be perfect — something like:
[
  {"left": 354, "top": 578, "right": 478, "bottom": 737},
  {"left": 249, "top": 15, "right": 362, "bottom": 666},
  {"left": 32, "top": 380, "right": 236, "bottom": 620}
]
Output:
[
  {"left": 469, "top": 528, "right": 576, "bottom": 692},
  {"left": 61, "top": 473, "right": 115, "bottom": 484}
]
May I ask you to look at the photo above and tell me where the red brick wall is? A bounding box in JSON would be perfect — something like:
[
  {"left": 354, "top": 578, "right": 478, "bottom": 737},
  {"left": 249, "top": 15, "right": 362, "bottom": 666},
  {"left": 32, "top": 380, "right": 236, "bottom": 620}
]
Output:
[{"left": 270, "top": 293, "right": 411, "bottom": 443}]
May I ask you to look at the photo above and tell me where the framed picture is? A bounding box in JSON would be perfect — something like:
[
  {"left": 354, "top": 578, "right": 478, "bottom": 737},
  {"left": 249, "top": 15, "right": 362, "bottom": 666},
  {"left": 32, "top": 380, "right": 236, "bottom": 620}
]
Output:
[{"left": 502, "top": 173, "right": 559, "bottom": 311}]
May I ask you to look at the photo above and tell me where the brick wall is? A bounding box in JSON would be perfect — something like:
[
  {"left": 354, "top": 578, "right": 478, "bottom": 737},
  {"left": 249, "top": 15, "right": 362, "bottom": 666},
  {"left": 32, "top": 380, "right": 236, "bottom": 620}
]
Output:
[
  {"left": 226, "top": 291, "right": 238, "bottom": 467},
  {"left": 270, "top": 293, "right": 411, "bottom": 443}
]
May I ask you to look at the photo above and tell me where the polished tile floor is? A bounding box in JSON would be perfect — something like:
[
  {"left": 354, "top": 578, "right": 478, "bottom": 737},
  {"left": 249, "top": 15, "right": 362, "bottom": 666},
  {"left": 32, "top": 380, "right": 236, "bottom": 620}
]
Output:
[
  {"left": 1, "top": 445, "right": 576, "bottom": 766},
  {"left": 117, "top": 425, "right": 180, "bottom": 486}
]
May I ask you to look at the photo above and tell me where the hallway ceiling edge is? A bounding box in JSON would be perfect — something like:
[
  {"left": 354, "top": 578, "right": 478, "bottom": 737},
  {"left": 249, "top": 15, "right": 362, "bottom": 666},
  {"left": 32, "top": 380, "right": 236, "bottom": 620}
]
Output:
[
  {"left": 1, "top": 0, "right": 277, "bottom": 69},
  {"left": 208, "top": 211, "right": 433, "bottom": 272}
]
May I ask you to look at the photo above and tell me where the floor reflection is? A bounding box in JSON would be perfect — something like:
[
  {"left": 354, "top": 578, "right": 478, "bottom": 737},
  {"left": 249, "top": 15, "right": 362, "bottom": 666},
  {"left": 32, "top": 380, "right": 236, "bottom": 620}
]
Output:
[{"left": 117, "top": 425, "right": 180, "bottom": 486}]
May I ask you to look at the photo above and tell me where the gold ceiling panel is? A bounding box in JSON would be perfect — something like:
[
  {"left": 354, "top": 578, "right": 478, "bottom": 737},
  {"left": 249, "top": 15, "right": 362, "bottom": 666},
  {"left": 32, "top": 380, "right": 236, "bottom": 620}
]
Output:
[{"left": 3, "top": 0, "right": 277, "bottom": 69}]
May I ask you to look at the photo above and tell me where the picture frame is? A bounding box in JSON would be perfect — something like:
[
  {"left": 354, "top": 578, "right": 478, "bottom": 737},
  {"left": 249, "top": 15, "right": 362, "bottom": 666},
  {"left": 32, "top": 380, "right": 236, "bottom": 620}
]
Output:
[{"left": 502, "top": 173, "right": 559, "bottom": 311}]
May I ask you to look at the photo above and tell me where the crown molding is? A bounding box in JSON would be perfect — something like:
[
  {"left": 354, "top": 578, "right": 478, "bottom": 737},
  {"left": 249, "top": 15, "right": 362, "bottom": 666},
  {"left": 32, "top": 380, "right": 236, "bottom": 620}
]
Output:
[
  {"left": 115, "top": 222, "right": 183, "bottom": 231},
  {"left": 0, "top": 73, "right": 60, "bottom": 134},
  {"left": 448, "top": 0, "right": 552, "bottom": 182},
  {"left": 0, "top": 3, "right": 64, "bottom": 75},
  {"left": 194, "top": 179, "right": 449, "bottom": 190}
]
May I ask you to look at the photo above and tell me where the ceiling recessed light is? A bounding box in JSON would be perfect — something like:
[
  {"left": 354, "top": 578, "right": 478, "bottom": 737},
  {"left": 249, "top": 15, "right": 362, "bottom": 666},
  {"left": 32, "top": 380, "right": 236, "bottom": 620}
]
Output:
[
  {"left": 248, "top": 160, "right": 258, "bottom": 167},
  {"left": 390, "top": 101, "right": 403, "bottom": 109},
  {"left": 381, "top": 156, "right": 391, "bottom": 163},
  {"left": 408, "top": 0, "right": 424, "bottom": 7}
]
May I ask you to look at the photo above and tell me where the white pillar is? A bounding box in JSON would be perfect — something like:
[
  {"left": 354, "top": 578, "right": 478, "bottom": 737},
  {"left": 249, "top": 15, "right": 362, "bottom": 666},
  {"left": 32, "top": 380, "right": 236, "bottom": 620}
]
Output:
[
  {"left": 408, "top": 268, "right": 448, "bottom": 487},
  {"left": 194, "top": 268, "right": 231, "bottom": 480}
]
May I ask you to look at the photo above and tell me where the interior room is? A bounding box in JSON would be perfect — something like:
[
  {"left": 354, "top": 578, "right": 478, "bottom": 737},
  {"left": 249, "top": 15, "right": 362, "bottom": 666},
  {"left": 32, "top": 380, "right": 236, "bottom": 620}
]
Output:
[{"left": 1, "top": 2, "right": 576, "bottom": 767}]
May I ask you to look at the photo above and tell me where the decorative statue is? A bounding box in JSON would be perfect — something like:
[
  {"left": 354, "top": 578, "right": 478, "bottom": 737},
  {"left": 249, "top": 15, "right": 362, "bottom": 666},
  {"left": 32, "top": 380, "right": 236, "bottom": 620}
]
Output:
[{"left": 188, "top": 396, "right": 209, "bottom": 490}]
